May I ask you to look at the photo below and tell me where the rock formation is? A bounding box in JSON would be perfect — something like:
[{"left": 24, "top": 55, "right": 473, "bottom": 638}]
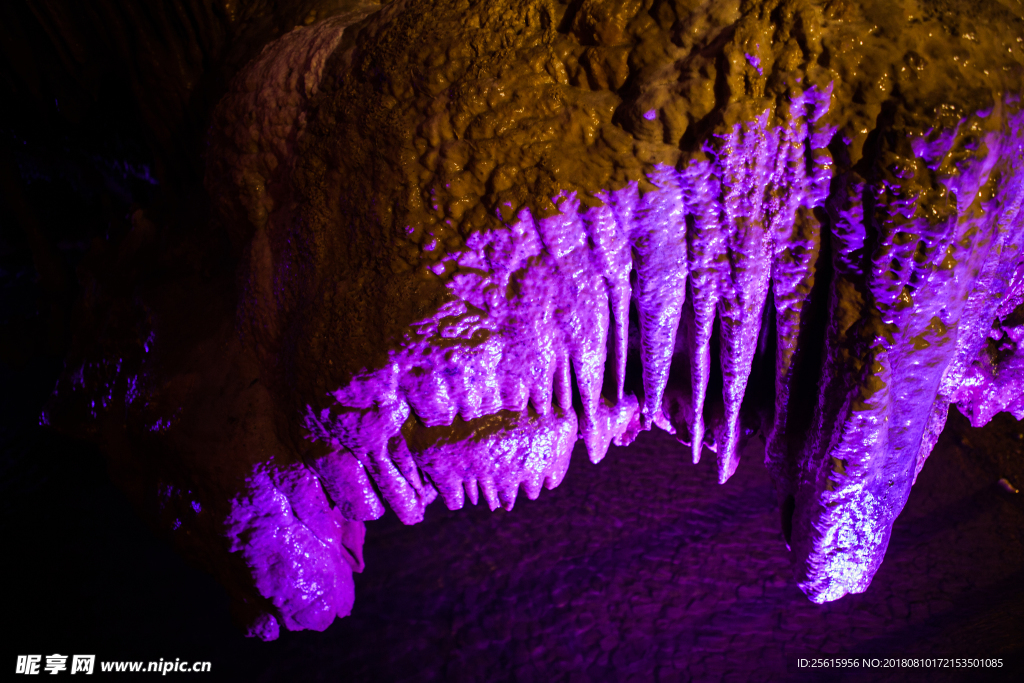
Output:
[{"left": 46, "top": 0, "right": 1024, "bottom": 638}]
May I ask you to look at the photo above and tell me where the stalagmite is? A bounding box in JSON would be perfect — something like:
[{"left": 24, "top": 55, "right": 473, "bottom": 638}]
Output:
[{"left": 46, "top": 0, "right": 1024, "bottom": 637}]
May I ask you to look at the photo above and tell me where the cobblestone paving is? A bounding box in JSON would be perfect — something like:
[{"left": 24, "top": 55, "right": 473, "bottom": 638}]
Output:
[{"left": 4, "top": 356, "right": 1023, "bottom": 681}]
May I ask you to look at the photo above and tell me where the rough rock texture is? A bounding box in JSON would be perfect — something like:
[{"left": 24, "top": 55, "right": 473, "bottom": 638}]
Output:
[{"left": 47, "top": 0, "right": 1024, "bottom": 638}]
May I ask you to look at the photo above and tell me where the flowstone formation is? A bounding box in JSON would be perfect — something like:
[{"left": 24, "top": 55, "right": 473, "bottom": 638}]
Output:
[{"left": 47, "top": 0, "right": 1024, "bottom": 638}]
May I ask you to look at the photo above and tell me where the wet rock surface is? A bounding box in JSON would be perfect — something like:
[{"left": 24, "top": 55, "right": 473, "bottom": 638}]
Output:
[
  {"left": 5, "top": 354, "right": 1022, "bottom": 680},
  {"left": 19, "top": 0, "right": 1024, "bottom": 637}
]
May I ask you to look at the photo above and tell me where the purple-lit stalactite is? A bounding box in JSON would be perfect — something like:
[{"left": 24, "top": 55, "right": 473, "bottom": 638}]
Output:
[
  {"left": 301, "top": 87, "right": 829, "bottom": 513},
  {"left": 226, "top": 463, "right": 365, "bottom": 639},
  {"left": 792, "top": 105, "right": 1024, "bottom": 602},
  {"left": 297, "top": 87, "right": 1024, "bottom": 606}
]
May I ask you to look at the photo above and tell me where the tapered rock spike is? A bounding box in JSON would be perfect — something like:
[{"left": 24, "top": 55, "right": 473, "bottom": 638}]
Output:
[
  {"left": 441, "top": 475, "right": 465, "bottom": 511},
  {"left": 583, "top": 196, "right": 634, "bottom": 403},
  {"left": 464, "top": 477, "right": 480, "bottom": 507},
  {"left": 540, "top": 194, "right": 614, "bottom": 461},
  {"left": 766, "top": 205, "right": 822, "bottom": 493},
  {"left": 679, "top": 159, "right": 727, "bottom": 464},
  {"left": 794, "top": 104, "right": 1024, "bottom": 603},
  {"left": 632, "top": 166, "right": 690, "bottom": 431},
  {"left": 713, "top": 114, "right": 777, "bottom": 483}
]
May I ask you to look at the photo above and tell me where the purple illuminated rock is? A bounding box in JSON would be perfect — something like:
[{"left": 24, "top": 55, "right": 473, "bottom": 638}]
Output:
[{"left": 47, "top": 0, "right": 1024, "bottom": 637}]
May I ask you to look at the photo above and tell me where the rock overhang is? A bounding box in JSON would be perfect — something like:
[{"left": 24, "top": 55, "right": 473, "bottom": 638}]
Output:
[{"left": 47, "top": 0, "right": 1024, "bottom": 638}]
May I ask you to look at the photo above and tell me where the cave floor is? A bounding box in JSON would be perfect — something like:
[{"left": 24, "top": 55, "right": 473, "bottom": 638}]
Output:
[{"left": 3, "top": 359, "right": 1023, "bottom": 682}]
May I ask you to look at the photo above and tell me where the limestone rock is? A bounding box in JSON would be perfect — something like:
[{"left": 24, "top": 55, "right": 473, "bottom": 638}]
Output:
[{"left": 48, "top": 0, "right": 1024, "bottom": 637}]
